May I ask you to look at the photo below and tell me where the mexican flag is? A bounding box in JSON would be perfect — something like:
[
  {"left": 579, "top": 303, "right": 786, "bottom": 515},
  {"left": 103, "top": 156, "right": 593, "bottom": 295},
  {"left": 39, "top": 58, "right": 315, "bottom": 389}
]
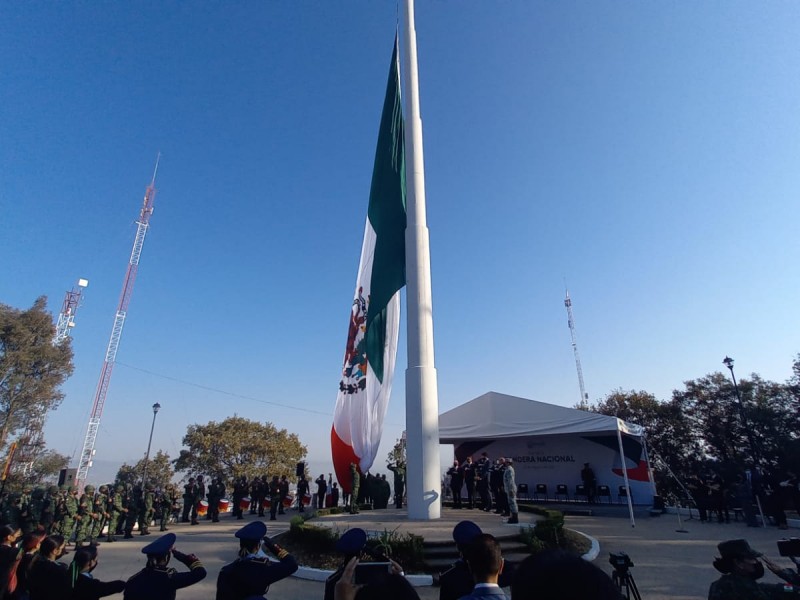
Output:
[{"left": 331, "top": 37, "right": 406, "bottom": 492}]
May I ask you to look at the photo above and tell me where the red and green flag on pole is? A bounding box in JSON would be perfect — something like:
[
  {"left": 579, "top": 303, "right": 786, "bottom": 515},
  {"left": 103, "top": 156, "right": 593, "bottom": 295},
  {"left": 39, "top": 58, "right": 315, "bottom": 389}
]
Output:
[{"left": 331, "top": 37, "right": 406, "bottom": 491}]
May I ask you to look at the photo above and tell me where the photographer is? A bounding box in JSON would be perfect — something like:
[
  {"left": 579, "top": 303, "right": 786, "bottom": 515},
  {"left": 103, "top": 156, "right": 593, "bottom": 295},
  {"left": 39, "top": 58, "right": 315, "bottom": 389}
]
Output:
[{"left": 709, "top": 539, "right": 797, "bottom": 599}]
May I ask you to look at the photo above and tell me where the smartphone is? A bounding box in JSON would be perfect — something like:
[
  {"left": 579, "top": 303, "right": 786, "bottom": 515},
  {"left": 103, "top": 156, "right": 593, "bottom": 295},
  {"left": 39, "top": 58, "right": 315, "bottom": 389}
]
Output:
[
  {"left": 778, "top": 538, "right": 800, "bottom": 557},
  {"left": 354, "top": 562, "right": 391, "bottom": 585}
]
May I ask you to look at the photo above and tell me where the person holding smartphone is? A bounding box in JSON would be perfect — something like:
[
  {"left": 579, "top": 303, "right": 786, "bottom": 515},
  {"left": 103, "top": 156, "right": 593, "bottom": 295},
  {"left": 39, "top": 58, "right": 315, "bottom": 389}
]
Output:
[{"left": 123, "top": 532, "right": 206, "bottom": 600}]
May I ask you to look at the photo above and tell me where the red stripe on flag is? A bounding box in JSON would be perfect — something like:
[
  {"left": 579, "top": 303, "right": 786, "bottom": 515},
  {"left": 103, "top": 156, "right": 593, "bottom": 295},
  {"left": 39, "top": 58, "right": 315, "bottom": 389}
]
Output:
[{"left": 331, "top": 426, "right": 361, "bottom": 494}]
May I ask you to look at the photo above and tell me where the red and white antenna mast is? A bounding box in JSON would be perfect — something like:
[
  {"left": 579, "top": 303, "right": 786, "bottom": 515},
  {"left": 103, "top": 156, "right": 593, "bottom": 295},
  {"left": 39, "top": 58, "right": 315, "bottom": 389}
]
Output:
[
  {"left": 564, "top": 288, "right": 589, "bottom": 406},
  {"left": 75, "top": 157, "right": 160, "bottom": 487}
]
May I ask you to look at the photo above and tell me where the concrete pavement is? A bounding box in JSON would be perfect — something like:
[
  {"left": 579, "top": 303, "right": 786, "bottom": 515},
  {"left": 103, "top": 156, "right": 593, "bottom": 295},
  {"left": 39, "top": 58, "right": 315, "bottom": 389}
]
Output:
[{"left": 86, "top": 506, "right": 800, "bottom": 599}]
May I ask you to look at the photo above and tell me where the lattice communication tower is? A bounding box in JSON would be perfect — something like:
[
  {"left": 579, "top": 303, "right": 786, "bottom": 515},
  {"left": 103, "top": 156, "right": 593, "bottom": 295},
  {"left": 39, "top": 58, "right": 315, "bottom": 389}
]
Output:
[
  {"left": 16, "top": 279, "right": 89, "bottom": 477},
  {"left": 75, "top": 159, "right": 159, "bottom": 487},
  {"left": 564, "top": 289, "right": 589, "bottom": 405}
]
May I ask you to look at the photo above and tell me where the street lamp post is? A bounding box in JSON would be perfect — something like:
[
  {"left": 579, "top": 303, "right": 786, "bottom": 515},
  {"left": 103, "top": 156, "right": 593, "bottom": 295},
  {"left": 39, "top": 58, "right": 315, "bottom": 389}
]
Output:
[
  {"left": 141, "top": 402, "right": 161, "bottom": 488},
  {"left": 723, "top": 357, "right": 759, "bottom": 464}
]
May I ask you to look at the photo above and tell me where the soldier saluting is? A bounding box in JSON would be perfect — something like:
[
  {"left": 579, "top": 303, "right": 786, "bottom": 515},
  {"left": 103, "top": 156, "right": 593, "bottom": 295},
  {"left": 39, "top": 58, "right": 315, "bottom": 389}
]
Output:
[
  {"left": 216, "top": 521, "right": 297, "bottom": 600},
  {"left": 124, "top": 532, "right": 206, "bottom": 600}
]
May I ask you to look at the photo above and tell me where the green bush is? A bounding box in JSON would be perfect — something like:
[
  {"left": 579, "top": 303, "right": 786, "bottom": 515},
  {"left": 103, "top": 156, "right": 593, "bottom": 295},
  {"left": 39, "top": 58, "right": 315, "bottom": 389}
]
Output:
[
  {"left": 284, "top": 521, "right": 340, "bottom": 554},
  {"left": 518, "top": 525, "right": 546, "bottom": 553},
  {"left": 533, "top": 510, "right": 565, "bottom": 546},
  {"left": 367, "top": 528, "right": 425, "bottom": 572}
]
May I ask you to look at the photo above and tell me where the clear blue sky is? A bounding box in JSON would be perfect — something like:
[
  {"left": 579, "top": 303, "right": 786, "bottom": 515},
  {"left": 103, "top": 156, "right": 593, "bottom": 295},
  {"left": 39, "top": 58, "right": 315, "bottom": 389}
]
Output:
[{"left": 2, "top": 2, "right": 798, "bottom": 485}]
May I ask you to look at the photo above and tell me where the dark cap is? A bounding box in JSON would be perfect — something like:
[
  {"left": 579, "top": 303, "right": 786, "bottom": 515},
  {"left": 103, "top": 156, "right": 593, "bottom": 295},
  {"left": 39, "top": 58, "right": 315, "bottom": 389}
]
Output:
[
  {"left": 452, "top": 520, "right": 482, "bottom": 545},
  {"left": 142, "top": 533, "right": 176, "bottom": 555},
  {"left": 336, "top": 528, "right": 367, "bottom": 555},
  {"left": 718, "top": 539, "right": 762, "bottom": 560},
  {"left": 235, "top": 521, "right": 267, "bottom": 541}
]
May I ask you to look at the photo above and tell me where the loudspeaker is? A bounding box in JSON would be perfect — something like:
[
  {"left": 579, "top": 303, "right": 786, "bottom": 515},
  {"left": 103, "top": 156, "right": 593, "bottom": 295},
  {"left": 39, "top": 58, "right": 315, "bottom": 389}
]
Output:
[
  {"left": 58, "top": 468, "right": 77, "bottom": 487},
  {"left": 295, "top": 462, "right": 305, "bottom": 477}
]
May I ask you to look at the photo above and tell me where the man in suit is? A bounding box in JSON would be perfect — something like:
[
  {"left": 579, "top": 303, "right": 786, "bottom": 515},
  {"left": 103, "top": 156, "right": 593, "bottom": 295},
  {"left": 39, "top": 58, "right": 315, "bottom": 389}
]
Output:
[
  {"left": 460, "top": 533, "right": 507, "bottom": 600},
  {"left": 447, "top": 461, "right": 464, "bottom": 509}
]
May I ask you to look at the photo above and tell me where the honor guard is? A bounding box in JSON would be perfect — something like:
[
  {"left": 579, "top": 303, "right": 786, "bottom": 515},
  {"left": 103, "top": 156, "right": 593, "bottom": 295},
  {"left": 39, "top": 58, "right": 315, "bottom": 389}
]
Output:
[
  {"left": 216, "top": 520, "right": 298, "bottom": 600},
  {"left": 123, "top": 532, "right": 206, "bottom": 600}
]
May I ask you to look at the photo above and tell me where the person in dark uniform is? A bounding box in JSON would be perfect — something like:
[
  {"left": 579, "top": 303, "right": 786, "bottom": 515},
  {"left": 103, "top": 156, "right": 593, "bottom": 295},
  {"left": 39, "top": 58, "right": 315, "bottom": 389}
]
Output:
[
  {"left": 462, "top": 457, "right": 476, "bottom": 509},
  {"left": 296, "top": 477, "right": 309, "bottom": 513},
  {"left": 231, "top": 476, "right": 246, "bottom": 520},
  {"left": 68, "top": 544, "right": 126, "bottom": 600},
  {"left": 438, "top": 521, "right": 513, "bottom": 600},
  {"left": 330, "top": 483, "right": 340, "bottom": 508},
  {"left": 123, "top": 532, "right": 206, "bottom": 600},
  {"left": 194, "top": 476, "right": 205, "bottom": 524},
  {"left": 268, "top": 477, "right": 281, "bottom": 522},
  {"left": 447, "top": 461, "right": 463, "bottom": 509},
  {"left": 387, "top": 462, "right": 406, "bottom": 509},
  {"left": 181, "top": 479, "right": 196, "bottom": 524},
  {"left": 278, "top": 476, "right": 289, "bottom": 515},
  {"left": 315, "top": 475, "right": 327, "bottom": 510},
  {"left": 216, "top": 521, "right": 298, "bottom": 600},
  {"left": 250, "top": 477, "right": 264, "bottom": 517},
  {"left": 475, "top": 453, "right": 492, "bottom": 511},
  {"left": 324, "top": 528, "right": 367, "bottom": 600},
  {"left": 580, "top": 462, "right": 597, "bottom": 504}
]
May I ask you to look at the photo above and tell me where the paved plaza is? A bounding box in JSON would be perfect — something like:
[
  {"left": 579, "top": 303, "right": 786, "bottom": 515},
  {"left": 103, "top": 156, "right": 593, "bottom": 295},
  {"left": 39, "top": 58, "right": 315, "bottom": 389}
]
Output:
[{"left": 87, "top": 505, "right": 800, "bottom": 599}]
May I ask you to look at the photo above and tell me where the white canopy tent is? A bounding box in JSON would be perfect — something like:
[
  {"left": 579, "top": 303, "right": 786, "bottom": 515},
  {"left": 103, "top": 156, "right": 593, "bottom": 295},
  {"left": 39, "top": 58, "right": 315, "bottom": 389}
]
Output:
[{"left": 438, "top": 392, "right": 656, "bottom": 527}]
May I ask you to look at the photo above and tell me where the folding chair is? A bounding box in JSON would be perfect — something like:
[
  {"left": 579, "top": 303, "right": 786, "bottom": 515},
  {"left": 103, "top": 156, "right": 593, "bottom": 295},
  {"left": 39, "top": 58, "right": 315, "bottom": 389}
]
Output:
[
  {"left": 533, "top": 483, "right": 548, "bottom": 501},
  {"left": 517, "top": 483, "right": 529, "bottom": 500},
  {"left": 597, "top": 485, "right": 612, "bottom": 504},
  {"left": 555, "top": 484, "right": 569, "bottom": 502},
  {"left": 618, "top": 485, "right": 632, "bottom": 504},
  {"left": 575, "top": 484, "right": 588, "bottom": 502}
]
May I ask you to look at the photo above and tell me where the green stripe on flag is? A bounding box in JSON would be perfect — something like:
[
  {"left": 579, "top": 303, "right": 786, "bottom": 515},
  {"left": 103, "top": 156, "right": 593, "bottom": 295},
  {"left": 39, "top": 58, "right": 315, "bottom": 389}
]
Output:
[{"left": 366, "top": 36, "right": 406, "bottom": 383}]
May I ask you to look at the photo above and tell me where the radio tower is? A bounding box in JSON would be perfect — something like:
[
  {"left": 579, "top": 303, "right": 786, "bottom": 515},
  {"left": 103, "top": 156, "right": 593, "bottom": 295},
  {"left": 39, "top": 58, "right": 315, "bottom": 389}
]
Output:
[
  {"left": 16, "top": 279, "right": 89, "bottom": 477},
  {"left": 564, "top": 288, "right": 589, "bottom": 406},
  {"left": 75, "top": 158, "right": 159, "bottom": 487}
]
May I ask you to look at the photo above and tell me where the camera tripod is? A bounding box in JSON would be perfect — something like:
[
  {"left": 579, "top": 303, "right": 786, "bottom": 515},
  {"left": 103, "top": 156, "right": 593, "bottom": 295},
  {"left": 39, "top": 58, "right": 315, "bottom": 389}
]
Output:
[{"left": 612, "top": 568, "right": 642, "bottom": 600}]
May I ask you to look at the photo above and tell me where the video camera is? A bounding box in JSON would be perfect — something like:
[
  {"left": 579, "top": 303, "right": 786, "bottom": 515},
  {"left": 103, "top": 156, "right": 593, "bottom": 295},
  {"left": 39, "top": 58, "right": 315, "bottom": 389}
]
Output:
[
  {"left": 609, "top": 552, "right": 634, "bottom": 574},
  {"left": 778, "top": 539, "right": 800, "bottom": 558}
]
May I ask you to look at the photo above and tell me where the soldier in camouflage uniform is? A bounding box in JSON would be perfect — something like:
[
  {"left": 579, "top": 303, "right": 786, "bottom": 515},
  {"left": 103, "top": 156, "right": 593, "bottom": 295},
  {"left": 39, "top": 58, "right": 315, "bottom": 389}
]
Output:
[
  {"left": 107, "top": 484, "right": 127, "bottom": 542},
  {"left": 139, "top": 484, "right": 155, "bottom": 536},
  {"left": 62, "top": 487, "right": 80, "bottom": 542},
  {"left": 28, "top": 487, "right": 45, "bottom": 532},
  {"left": 157, "top": 484, "right": 177, "bottom": 531},
  {"left": 91, "top": 485, "right": 111, "bottom": 544},
  {"left": 123, "top": 484, "right": 140, "bottom": 539},
  {"left": 349, "top": 463, "right": 360, "bottom": 514},
  {"left": 19, "top": 487, "right": 33, "bottom": 533},
  {"left": 41, "top": 486, "right": 59, "bottom": 533},
  {"left": 1, "top": 493, "right": 22, "bottom": 530},
  {"left": 709, "top": 539, "right": 799, "bottom": 599},
  {"left": 75, "top": 484, "right": 96, "bottom": 547}
]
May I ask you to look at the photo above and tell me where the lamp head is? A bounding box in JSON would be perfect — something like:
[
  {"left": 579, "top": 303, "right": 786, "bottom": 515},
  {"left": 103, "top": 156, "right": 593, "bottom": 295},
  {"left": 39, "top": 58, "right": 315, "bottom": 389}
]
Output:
[
  {"left": 723, "top": 356, "right": 734, "bottom": 370},
  {"left": 153, "top": 402, "right": 161, "bottom": 414}
]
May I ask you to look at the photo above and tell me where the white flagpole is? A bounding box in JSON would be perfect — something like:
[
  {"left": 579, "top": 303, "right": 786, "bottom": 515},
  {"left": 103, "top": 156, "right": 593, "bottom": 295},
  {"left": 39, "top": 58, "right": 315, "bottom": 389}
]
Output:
[{"left": 401, "top": 0, "right": 441, "bottom": 520}]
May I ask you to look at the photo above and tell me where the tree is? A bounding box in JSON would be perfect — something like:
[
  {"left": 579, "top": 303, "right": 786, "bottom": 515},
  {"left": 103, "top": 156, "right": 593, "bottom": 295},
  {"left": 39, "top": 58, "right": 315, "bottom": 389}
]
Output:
[
  {"left": 386, "top": 436, "right": 406, "bottom": 466},
  {"left": 116, "top": 450, "right": 175, "bottom": 489},
  {"left": 0, "top": 298, "right": 74, "bottom": 449},
  {"left": 3, "top": 449, "right": 69, "bottom": 492},
  {"left": 585, "top": 389, "right": 700, "bottom": 500},
  {"left": 174, "top": 416, "right": 307, "bottom": 483}
]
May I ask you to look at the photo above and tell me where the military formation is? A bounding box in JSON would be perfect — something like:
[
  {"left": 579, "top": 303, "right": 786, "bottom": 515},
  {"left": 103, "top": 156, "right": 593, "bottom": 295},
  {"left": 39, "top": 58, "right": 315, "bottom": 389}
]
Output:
[
  {"left": 0, "top": 482, "right": 181, "bottom": 545},
  {"left": 0, "top": 458, "right": 413, "bottom": 548}
]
